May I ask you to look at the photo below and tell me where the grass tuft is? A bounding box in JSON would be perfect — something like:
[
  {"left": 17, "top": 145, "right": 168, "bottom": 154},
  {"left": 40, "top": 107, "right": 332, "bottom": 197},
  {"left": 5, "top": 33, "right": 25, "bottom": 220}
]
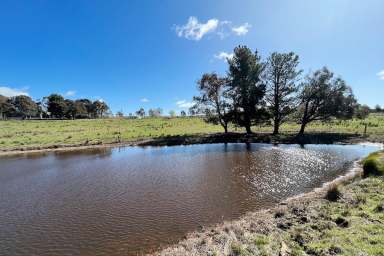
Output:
[
  {"left": 156, "top": 175, "right": 384, "bottom": 256},
  {"left": 363, "top": 151, "right": 384, "bottom": 177},
  {"left": 325, "top": 184, "right": 341, "bottom": 202}
]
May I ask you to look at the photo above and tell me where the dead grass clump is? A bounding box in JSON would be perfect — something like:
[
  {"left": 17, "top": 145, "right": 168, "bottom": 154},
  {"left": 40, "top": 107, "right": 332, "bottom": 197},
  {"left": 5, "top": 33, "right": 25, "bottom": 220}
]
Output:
[
  {"left": 274, "top": 209, "right": 286, "bottom": 218},
  {"left": 325, "top": 184, "right": 341, "bottom": 202}
]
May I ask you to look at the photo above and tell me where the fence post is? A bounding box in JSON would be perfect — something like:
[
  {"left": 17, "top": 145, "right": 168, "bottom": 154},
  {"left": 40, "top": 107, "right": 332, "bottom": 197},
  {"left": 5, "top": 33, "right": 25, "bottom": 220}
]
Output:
[{"left": 364, "top": 123, "right": 367, "bottom": 136}]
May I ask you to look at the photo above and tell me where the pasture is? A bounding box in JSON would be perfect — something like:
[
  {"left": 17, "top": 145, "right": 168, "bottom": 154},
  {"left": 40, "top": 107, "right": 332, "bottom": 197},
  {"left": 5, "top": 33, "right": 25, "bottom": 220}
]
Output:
[{"left": 0, "top": 114, "right": 383, "bottom": 151}]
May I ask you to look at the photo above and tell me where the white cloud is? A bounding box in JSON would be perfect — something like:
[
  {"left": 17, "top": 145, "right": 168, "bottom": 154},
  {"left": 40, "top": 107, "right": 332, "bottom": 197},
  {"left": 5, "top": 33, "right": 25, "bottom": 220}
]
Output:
[
  {"left": 216, "top": 21, "right": 233, "bottom": 39},
  {"left": 64, "top": 90, "right": 76, "bottom": 97},
  {"left": 140, "top": 98, "right": 149, "bottom": 103},
  {"left": 214, "top": 51, "right": 234, "bottom": 62},
  {"left": 175, "top": 16, "right": 219, "bottom": 41},
  {"left": 175, "top": 17, "right": 251, "bottom": 40},
  {"left": 176, "top": 100, "right": 194, "bottom": 108},
  {"left": 232, "top": 23, "right": 251, "bottom": 36},
  {"left": 377, "top": 70, "right": 384, "bottom": 80},
  {"left": 0, "top": 86, "right": 29, "bottom": 97}
]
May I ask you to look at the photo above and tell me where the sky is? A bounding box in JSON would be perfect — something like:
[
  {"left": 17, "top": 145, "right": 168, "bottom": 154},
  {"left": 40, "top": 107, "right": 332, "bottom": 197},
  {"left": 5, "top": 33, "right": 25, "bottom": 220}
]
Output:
[{"left": 0, "top": 0, "right": 383, "bottom": 114}]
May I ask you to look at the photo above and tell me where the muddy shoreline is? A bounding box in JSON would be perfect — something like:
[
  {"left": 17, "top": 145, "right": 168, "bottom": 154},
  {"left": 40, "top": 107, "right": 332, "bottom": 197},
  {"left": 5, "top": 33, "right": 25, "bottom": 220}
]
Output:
[
  {"left": 0, "top": 132, "right": 378, "bottom": 157},
  {"left": 152, "top": 157, "right": 383, "bottom": 255}
]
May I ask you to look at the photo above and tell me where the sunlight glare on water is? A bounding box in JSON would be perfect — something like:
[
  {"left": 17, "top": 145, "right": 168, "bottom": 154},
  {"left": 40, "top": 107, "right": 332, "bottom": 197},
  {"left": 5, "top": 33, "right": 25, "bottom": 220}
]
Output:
[{"left": 0, "top": 143, "right": 379, "bottom": 255}]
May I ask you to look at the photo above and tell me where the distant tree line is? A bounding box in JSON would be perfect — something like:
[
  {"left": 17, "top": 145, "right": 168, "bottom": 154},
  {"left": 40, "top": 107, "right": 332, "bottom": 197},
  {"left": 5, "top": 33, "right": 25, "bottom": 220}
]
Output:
[
  {"left": 131, "top": 108, "right": 189, "bottom": 118},
  {"left": 0, "top": 93, "right": 109, "bottom": 120},
  {"left": 191, "top": 45, "right": 381, "bottom": 135}
]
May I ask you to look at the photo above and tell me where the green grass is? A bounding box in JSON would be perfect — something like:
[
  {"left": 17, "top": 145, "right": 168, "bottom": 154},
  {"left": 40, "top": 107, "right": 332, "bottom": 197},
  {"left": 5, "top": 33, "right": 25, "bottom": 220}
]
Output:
[
  {"left": 363, "top": 151, "right": 384, "bottom": 177},
  {"left": 231, "top": 168, "right": 384, "bottom": 256},
  {"left": 0, "top": 117, "right": 222, "bottom": 150},
  {"left": 0, "top": 113, "right": 383, "bottom": 151},
  {"left": 300, "top": 177, "right": 384, "bottom": 255},
  {"left": 262, "top": 113, "right": 384, "bottom": 138},
  {"left": 158, "top": 175, "right": 384, "bottom": 256},
  {"left": 238, "top": 177, "right": 384, "bottom": 256}
]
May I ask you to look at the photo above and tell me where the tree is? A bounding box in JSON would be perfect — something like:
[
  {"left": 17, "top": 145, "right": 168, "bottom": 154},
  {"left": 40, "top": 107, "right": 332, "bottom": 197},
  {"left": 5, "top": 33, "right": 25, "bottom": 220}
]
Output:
[
  {"left": 45, "top": 94, "right": 67, "bottom": 118},
  {"left": 188, "top": 109, "right": 196, "bottom": 116},
  {"left": 227, "top": 46, "right": 267, "bottom": 133},
  {"left": 0, "top": 95, "right": 7, "bottom": 105},
  {"left": 77, "top": 99, "right": 95, "bottom": 118},
  {"left": 355, "top": 104, "right": 370, "bottom": 119},
  {"left": 0, "top": 95, "right": 13, "bottom": 119},
  {"left": 116, "top": 111, "right": 124, "bottom": 118},
  {"left": 35, "top": 99, "right": 46, "bottom": 118},
  {"left": 93, "top": 100, "right": 109, "bottom": 118},
  {"left": 180, "top": 110, "right": 186, "bottom": 117},
  {"left": 11, "top": 95, "right": 39, "bottom": 118},
  {"left": 156, "top": 108, "right": 163, "bottom": 116},
  {"left": 169, "top": 110, "right": 176, "bottom": 117},
  {"left": 297, "top": 67, "right": 356, "bottom": 135},
  {"left": 65, "top": 99, "right": 76, "bottom": 119},
  {"left": 148, "top": 108, "right": 162, "bottom": 117},
  {"left": 64, "top": 99, "right": 87, "bottom": 119},
  {"left": 374, "top": 104, "right": 382, "bottom": 113},
  {"left": 265, "top": 52, "right": 302, "bottom": 134},
  {"left": 136, "top": 108, "right": 145, "bottom": 118},
  {"left": 192, "top": 73, "right": 232, "bottom": 133},
  {"left": 73, "top": 100, "right": 88, "bottom": 118}
]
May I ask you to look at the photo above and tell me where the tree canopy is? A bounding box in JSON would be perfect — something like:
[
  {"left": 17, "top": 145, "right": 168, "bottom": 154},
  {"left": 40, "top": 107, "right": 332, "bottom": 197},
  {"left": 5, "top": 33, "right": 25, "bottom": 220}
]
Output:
[
  {"left": 191, "top": 46, "right": 361, "bottom": 136},
  {"left": 297, "top": 67, "right": 356, "bottom": 134},
  {"left": 192, "top": 73, "right": 232, "bottom": 133},
  {"left": 11, "top": 95, "right": 39, "bottom": 118},
  {"left": 0, "top": 93, "right": 109, "bottom": 120},
  {"left": 265, "top": 52, "right": 302, "bottom": 134},
  {"left": 227, "top": 46, "right": 267, "bottom": 133},
  {"left": 136, "top": 108, "right": 145, "bottom": 118}
]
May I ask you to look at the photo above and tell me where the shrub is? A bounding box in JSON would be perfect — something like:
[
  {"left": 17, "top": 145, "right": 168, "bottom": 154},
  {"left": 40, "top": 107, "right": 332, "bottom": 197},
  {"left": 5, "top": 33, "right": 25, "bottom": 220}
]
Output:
[
  {"left": 374, "top": 204, "right": 384, "bottom": 213},
  {"left": 325, "top": 184, "right": 341, "bottom": 202},
  {"left": 274, "top": 210, "right": 285, "bottom": 218},
  {"left": 231, "top": 242, "right": 248, "bottom": 256},
  {"left": 363, "top": 152, "right": 384, "bottom": 177},
  {"left": 253, "top": 234, "right": 269, "bottom": 247}
]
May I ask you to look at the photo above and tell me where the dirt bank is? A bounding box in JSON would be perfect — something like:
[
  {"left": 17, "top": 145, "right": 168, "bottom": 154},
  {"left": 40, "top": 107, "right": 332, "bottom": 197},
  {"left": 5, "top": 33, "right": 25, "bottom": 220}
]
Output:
[
  {"left": 0, "top": 132, "right": 378, "bottom": 157},
  {"left": 152, "top": 160, "right": 384, "bottom": 256}
]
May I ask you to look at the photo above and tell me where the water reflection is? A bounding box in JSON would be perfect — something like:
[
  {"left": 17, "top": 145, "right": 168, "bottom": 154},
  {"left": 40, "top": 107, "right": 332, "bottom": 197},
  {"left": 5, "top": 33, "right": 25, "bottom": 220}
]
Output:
[
  {"left": 53, "top": 147, "right": 113, "bottom": 159},
  {"left": 0, "top": 143, "right": 379, "bottom": 256}
]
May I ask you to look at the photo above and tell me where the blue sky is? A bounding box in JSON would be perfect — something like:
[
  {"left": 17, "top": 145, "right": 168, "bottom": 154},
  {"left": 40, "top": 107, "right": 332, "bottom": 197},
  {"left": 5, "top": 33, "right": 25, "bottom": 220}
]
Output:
[{"left": 0, "top": 0, "right": 383, "bottom": 114}]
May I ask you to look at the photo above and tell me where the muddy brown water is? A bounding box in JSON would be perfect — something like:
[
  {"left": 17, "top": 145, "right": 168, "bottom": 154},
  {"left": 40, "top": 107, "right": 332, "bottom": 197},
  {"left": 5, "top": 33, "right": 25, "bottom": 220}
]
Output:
[{"left": 0, "top": 143, "right": 379, "bottom": 255}]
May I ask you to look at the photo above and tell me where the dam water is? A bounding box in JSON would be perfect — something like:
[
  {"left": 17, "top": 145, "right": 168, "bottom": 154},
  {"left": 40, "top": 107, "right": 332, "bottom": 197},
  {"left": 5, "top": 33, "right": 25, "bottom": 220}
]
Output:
[{"left": 0, "top": 143, "right": 379, "bottom": 255}]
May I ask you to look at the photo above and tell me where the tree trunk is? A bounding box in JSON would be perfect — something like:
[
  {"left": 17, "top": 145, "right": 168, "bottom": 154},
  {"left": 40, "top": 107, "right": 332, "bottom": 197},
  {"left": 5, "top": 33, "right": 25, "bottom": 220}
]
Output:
[
  {"left": 298, "top": 121, "right": 307, "bottom": 135},
  {"left": 298, "top": 100, "right": 310, "bottom": 136},
  {"left": 244, "top": 112, "right": 252, "bottom": 134},
  {"left": 273, "top": 119, "right": 279, "bottom": 135},
  {"left": 273, "top": 81, "right": 280, "bottom": 135},
  {"left": 245, "top": 124, "right": 252, "bottom": 134},
  {"left": 224, "top": 125, "right": 228, "bottom": 133}
]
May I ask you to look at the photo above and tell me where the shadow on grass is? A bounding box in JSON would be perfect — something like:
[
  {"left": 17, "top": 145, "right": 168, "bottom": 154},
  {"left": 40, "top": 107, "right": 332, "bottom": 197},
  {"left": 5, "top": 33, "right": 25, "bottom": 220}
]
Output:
[{"left": 137, "top": 132, "right": 366, "bottom": 147}]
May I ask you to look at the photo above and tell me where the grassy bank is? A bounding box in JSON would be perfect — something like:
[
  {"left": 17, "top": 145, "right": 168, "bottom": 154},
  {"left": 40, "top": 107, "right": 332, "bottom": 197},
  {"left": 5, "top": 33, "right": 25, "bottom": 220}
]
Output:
[
  {"left": 155, "top": 152, "right": 384, "bottom": 256},
  {"left": 0, "top": 117, "right": 222, "bottom": 151},
  {"left": 0, "top": 114, "right": 383, "bottom": 151}
]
